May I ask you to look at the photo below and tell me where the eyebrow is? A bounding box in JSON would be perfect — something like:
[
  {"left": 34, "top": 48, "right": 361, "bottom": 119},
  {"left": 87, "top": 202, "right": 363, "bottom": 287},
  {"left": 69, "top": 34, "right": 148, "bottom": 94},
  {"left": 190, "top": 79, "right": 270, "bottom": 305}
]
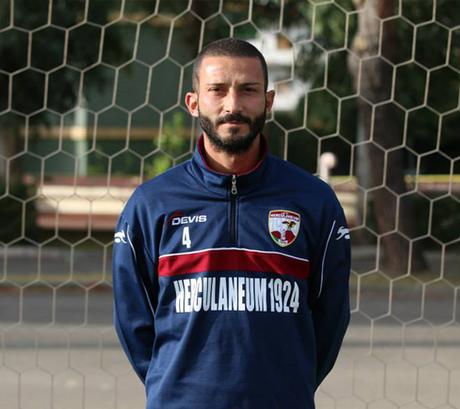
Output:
[{"left": 205, "top": 82, "right": 261, "bottom": 86}]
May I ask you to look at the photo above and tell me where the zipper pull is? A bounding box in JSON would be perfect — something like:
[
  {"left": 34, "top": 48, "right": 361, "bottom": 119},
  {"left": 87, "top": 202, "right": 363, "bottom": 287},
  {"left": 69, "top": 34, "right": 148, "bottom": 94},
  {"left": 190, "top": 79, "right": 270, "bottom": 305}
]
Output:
[{"left": 231, "top": 174, "right": 237, "bottom": 195}]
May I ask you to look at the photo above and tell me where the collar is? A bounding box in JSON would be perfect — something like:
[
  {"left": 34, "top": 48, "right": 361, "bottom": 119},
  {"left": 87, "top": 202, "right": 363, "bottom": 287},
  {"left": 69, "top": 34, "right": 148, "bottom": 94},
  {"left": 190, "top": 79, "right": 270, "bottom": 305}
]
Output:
[{"left": 189, "top": 134, "right": 270, "bottom": 195}]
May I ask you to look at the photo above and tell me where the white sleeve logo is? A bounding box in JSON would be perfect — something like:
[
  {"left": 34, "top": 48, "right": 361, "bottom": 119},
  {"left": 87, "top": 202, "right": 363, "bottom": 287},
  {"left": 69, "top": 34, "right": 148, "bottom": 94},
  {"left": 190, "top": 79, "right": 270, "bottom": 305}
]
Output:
[
  {"left": 114, "top": 230, "right": 127, "bottom": 244},
  {"left": 336, "top": 226, "right": 350, "bottom": 240}
]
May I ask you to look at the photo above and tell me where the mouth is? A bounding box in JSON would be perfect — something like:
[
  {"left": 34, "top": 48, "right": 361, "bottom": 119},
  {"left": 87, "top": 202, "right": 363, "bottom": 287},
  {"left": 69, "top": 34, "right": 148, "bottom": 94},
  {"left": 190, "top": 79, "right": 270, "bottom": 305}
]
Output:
[
  {"left": 217, "top": 114, "right": 251, "bottom": 127},
  {"left": 223, "top": 121, "right": 246, "bottom": 125}
]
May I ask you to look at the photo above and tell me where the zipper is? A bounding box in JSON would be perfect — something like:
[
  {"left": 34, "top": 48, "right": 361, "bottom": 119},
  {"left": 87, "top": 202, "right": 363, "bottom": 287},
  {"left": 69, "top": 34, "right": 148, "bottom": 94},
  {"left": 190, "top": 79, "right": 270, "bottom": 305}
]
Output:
[{"left": 230, "top": 174, "right": 238, "bottom": 245}]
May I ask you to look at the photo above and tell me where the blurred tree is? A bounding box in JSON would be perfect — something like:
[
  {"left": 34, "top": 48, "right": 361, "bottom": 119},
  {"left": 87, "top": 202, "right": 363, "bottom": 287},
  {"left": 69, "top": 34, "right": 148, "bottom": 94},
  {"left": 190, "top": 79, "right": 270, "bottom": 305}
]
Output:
[
  {"left": 144, "top": 111, "right": 189, "bottom": 178},
  {"left": 347, "top": 0, "right": 460, "bottom": 274},
  {"left": 1, "top": 0, "right": 458, "bottom": 257},
  {"left": 0, "top": 0, "right": 131, "bottom": 185},
  {"left": 347, "top": 0, "right": 427, "bottom": 275},
  {"left": 0, "top": 0, "right": 134, "bottom": 242}
]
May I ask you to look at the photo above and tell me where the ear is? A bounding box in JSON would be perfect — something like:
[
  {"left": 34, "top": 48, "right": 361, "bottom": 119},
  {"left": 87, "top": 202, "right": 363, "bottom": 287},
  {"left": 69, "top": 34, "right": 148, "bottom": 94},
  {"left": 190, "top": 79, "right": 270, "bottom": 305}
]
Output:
[
  {"left": 185, "top": 92, "right": 199, "bottom": 117},
  {"left": 265, "top": 90, "right": 275, "bottom": 113}
]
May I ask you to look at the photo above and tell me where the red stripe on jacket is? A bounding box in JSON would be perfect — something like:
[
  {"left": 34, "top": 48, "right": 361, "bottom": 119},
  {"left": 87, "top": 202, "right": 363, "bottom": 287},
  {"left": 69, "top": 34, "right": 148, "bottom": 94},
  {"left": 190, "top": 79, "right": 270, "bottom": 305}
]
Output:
[{"left": 158, "top": 248, "right": 309, "bottom": 280}]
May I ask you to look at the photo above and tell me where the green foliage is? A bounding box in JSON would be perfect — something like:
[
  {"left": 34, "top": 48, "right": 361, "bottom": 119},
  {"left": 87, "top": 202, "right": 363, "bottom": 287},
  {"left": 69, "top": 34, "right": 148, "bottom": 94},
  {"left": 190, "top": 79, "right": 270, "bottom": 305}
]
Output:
[
  {"left": 415, "top": 23, "right": 449, "bottom": 69},
  {"left": 0, "top": 183, "right": 37, "bottom": 243},
  {"left": 401, "top": 0, "right": 434, "bottom": 24},
  {"left": 407, "top": 108, "right": 438, "bottom": 154},
  {"left": 313, "top": 3, "right": 347, "bottom": 50},
  {"left": 160, "top": 111, "right": 190, "bottom": 158},
  {"left": 431, "top": 197, "right": 460, "bottom": 243},
  {"left": 1, "top": 0, "right": 459, "bottom": 180},
  {"left": 144, "top": 111, "right": 190, "bottom": 178},
  {"left": 327, "top": 50, "right": 355, "bottom": 97},
  {"left": 0, "top": 0, "right": 132, "bottom": 118},
  {"left": 87, "top": 152, "right": 110, "bottom": 176},
  {"left": 303, "top": 0, "right": 459, "bottom": 173},
  {"left": 145, "top": 154, "right": 173, "bottom": 179},
  {"left": 394, "top": 63, "right": 427, "bottom": 109},
  {"left": 306, "top": 90, "right": 338, "bottom": 137}
]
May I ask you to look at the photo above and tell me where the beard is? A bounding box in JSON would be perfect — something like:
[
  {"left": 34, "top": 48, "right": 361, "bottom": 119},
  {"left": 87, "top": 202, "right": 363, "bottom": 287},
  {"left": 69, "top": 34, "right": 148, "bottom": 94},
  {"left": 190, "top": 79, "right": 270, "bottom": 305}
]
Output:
[{"left": 198, "top": 108, "right": 266, "bottom": 155}]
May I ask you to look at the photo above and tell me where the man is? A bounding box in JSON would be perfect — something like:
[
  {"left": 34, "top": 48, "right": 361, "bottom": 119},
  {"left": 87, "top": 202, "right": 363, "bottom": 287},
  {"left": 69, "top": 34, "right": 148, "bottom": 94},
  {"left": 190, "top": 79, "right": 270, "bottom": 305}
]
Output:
[{"left": 113, "top": 38, "right": 350, "bottom": 409}]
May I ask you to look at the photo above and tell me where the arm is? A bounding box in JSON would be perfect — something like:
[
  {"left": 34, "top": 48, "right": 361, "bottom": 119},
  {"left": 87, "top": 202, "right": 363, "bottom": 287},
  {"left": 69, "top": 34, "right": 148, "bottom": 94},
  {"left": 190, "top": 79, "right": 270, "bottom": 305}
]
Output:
[
  {"left": 309, "top": 197, "right": 351, "bottom": 387},
  {"left": 112, "top": 194, "right": 157, "bottom": 383}
]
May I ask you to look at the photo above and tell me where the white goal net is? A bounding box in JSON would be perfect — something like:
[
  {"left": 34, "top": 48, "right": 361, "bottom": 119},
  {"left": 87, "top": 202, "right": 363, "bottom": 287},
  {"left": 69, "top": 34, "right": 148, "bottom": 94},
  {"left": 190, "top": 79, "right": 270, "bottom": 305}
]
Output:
[{"left": 1, "top": 0, "right": 459, "bottom": 408}]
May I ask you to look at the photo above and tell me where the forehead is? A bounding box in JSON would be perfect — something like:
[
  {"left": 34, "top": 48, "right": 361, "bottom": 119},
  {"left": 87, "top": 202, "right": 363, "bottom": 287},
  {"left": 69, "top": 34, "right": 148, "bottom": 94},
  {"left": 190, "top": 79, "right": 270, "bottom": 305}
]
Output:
[{"left": 198, "top": 55, "right": 264, "bottom": 85}]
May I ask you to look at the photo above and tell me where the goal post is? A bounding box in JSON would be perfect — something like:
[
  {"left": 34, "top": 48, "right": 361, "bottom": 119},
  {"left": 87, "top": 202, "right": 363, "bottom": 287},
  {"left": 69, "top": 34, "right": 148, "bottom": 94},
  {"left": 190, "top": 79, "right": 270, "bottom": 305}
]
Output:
[{"left": 0, "top": 1, "right": 459, "bottom": 408}]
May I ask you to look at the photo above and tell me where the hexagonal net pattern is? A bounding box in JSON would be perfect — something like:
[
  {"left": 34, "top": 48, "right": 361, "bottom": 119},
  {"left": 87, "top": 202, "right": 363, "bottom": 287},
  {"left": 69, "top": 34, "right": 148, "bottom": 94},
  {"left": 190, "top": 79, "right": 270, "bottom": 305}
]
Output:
[{"left": 0, "top": 1, "right": 459, "bottom": 408}]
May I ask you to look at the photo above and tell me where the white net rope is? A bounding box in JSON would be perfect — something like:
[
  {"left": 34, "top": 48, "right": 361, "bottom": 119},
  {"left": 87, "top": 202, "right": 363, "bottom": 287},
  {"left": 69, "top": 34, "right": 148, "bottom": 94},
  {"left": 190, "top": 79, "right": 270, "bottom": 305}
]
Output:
[{"left": 0, "top": 0, "right": 459, "bottom": 408}]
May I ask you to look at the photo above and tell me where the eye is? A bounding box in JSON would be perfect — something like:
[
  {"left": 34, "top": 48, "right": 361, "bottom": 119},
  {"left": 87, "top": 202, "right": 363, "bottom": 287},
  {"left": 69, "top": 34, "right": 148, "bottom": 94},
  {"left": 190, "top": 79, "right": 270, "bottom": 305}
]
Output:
[{"left": 208, "top": 86, "right": 223, "bottom": 93}]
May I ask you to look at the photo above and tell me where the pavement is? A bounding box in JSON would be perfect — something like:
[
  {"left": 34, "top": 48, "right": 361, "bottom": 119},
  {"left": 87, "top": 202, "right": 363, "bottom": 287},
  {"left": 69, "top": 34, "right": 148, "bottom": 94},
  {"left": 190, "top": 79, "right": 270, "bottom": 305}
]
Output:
[
  {"left": 1, "top": 322, "right": 459, "bottom": 409},
  {"left": 1, "top": 245, "right": 459, "bottom": 408}
]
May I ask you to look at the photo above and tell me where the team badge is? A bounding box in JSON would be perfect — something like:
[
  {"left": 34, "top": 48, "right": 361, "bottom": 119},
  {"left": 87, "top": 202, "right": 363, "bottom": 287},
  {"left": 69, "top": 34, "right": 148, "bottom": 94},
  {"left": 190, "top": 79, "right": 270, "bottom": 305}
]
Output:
[{"left": 268, "top": 210, "right": 300, "bottom": 247}]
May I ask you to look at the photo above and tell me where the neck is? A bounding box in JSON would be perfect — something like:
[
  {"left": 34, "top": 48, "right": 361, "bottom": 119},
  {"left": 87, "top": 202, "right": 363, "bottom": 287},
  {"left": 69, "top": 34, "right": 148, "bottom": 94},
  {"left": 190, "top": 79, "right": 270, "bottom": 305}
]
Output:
[{"left": 202, "top": 134, "right": 262, "bottom": 175}]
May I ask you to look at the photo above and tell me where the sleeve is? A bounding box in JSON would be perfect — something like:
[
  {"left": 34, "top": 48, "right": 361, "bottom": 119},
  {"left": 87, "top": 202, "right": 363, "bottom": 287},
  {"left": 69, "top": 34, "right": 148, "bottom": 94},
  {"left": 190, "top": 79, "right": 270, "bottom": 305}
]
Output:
[
  {"left": 309, "top": 194, "right": 351, "bottom": 388},
  {"left": 112, "top": 192, "right": 158, "bottom": 383}
]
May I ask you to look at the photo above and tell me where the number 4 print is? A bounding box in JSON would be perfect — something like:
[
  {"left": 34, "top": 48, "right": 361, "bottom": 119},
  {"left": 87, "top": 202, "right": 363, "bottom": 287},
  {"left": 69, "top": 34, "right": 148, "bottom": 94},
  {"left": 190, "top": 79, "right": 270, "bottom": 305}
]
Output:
[{"left": 182, "top": 226, "right": 192, "bottom": 249}]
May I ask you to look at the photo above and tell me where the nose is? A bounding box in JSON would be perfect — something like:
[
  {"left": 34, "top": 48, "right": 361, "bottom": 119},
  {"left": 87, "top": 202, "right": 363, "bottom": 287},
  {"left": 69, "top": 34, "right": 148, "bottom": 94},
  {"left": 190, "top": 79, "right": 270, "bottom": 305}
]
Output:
[{"left": 223, "top": 88, "right": 241, "bottom": 113}]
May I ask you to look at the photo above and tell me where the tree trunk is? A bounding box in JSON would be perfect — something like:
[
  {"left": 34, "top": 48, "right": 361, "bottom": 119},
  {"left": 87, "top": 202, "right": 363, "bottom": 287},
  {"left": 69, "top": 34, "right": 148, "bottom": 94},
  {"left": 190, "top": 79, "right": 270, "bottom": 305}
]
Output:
[{"left": 348, "top": 0, "right": 428, "bottom": 276}]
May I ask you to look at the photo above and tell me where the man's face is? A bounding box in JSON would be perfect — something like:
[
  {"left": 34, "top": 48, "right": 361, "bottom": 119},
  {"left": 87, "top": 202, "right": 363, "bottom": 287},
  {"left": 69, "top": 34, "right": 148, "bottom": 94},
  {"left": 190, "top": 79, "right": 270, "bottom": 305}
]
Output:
[{"left": 186, "top": 56, "right": 274, "bottom": 154}]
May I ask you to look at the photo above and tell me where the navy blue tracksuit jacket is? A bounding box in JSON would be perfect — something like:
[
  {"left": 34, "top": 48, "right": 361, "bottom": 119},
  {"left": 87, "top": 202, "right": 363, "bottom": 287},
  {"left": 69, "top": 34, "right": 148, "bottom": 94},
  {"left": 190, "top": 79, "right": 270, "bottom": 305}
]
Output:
[{"left": 113, "top": 136, "right": 350, "bottom": 409}]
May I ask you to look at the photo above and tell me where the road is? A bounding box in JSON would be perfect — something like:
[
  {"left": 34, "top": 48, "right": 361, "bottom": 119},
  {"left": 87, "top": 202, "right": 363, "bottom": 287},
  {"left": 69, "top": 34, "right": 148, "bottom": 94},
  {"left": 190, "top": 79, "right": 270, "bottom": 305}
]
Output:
[
  {"left": 1, "top": 246, "right": 459, "bottom": 408},
  {"left": 1, "top": 321, "right": 459, "bottom": 409}
]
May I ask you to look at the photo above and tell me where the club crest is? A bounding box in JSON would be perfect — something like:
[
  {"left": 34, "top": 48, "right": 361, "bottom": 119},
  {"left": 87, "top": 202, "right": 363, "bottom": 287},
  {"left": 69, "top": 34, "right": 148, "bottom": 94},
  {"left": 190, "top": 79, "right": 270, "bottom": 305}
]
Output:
[{"left": 268, "top": 210, "right": 300, "bottom": 247}]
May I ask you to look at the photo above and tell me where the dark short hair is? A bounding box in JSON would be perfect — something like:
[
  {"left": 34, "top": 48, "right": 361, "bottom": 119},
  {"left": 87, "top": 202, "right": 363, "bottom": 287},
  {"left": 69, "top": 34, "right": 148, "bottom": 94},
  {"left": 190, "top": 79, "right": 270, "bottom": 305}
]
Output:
[{"left": 192, "top": 38, "right": 269, "bottom": 92}]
